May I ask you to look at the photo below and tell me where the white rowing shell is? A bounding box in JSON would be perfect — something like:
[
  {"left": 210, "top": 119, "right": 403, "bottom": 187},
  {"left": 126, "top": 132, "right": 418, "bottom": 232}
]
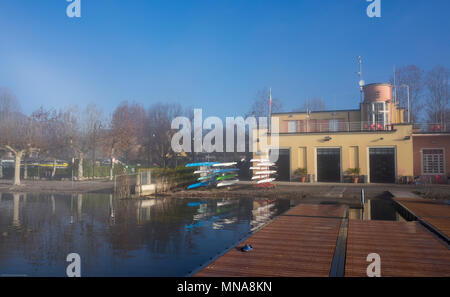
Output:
[
  {"left": 194, "top": 170, "right": 213, "bottom": 174},
  {"left": 250, "top": 159, "right": 270, "bottom": 163},
  {"left": 217, "top": 179, "right": 239, "bottom": 187},
  {"left": 255, "top": 162, "right": 275, "bottom": 167},
  {"left": 252, "top": 175, "right": 270, "bottom": 180},
  {"left": 257, "top": 178, "right": 275, "bottom": 184},
  {"left": 212, "top": 162, "right": 237, "bottom": 167},
  {"left": 254, "top": 170, "right": 276, "bottom": 175}
]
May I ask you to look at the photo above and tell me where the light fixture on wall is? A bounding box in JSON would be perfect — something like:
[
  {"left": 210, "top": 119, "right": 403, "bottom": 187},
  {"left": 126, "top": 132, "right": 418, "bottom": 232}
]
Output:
[
  {"left": 404, "top": 136, "right": 411, "bottom": 140},
  {"left": 324, "top": 136, "right": 332, "bottom": 141}
]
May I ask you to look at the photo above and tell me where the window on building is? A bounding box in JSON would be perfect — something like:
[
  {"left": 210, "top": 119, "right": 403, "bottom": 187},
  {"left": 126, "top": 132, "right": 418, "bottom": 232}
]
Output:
[
  {"left": 329, "top": 119, "right": 339, "bottom": 132},
  {"left": 287, "top": 120, "right": 298, "bottom": 133},
  {"left": 368, "top": 102, "right": 388, "bottom": 128},
  {"left": 422, "top": 149, "right": 444, "bottom": 174}
]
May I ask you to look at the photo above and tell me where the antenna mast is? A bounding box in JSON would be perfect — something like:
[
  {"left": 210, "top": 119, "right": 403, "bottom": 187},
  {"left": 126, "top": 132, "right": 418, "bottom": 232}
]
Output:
[
  {"left": 393, "top": 65, "right": 397, "bottom": 104},
  {"left": 358, "top": 56, "right": 364, "bottom": 103}
]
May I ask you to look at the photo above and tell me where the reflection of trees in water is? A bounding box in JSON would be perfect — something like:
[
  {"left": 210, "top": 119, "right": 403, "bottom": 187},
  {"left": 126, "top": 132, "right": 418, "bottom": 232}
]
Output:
[
  {"left": 0, "top": 193, "right": 112, "bottom": 274},
  {"left": 0, "top": 193, "right": 292, "bottom": 275},
  {"left": 108, "top": 198, "right": 198, "bottom": 258}
]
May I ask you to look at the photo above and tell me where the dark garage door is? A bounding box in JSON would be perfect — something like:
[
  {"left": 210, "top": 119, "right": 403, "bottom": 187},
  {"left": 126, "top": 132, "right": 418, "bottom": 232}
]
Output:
[
  {"left": 273, "top": 149, "right": 290, "bottom": 181},
  {"left": 369, "top": 148, "right": 396, "bottom": 183},
  {"left": 317, "top": 148, "right": 341, "bottom": 182}
]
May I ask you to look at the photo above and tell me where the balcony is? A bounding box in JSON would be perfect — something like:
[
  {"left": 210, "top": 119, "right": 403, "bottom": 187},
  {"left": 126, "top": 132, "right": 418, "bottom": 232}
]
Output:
[
  {"left": 278, "top": 121, "right": 397, "bottom": 134},
  {"left": 412, "top": 123, "right": 450, "bottom": 134}
]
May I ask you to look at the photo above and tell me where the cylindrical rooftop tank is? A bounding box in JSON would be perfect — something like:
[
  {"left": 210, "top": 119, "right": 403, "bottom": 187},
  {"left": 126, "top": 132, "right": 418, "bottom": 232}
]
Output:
[{"left": 363, "top": 83, "right": 392, "bottom": 103}]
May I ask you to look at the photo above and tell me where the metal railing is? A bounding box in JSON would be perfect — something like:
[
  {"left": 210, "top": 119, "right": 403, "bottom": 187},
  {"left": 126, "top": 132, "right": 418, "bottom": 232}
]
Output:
[
  {"left": 280, "top": 121, "right": 397, "bottom": 133},
  {"left": 413, "top": 122, "right": 450, "bottom": 133}
]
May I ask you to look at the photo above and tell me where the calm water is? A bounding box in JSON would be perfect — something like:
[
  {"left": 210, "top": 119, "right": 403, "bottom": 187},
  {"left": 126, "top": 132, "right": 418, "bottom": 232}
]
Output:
[{"left": 0, "top": 193, "right": 293, "bottom": 276}]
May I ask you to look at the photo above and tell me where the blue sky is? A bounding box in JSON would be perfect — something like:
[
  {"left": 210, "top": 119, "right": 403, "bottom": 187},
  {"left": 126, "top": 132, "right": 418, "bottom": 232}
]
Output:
[{"left": 0, "top": 0, "right": 449, "bottom": 118}]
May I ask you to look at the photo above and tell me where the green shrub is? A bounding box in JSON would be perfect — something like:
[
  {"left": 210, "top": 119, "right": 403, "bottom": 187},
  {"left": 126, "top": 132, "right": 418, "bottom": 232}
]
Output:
[{"left": 293, "top": 168, "right": 307, "bottom": 176}]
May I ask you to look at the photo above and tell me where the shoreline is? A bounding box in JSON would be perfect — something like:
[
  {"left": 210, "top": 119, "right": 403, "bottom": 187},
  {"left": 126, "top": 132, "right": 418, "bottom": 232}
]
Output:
[
  {"left": 1, "top": 179, "right": 449, "bottom": 202},
  {"left": 0, "top": 179, "right": 114, "bottom": 195}
]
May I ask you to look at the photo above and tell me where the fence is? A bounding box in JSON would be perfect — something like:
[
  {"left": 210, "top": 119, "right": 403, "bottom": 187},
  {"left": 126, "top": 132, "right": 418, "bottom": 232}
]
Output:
[
  {"left": 114, "top": 170, "right": 153, "bottom": 198},
  {"left": 280, "top": 121, "right": 397, "bottom": 133},
  {"left": 413, "top": 122, "right": 450, "bottom": 133},
  {"left": 113, "top": 167, "right": 196, "bottom": 198}
]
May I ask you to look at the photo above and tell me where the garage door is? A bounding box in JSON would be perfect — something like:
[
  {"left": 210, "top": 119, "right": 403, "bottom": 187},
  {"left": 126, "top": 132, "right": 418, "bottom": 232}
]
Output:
[
  {"left": 274, "top": 149, "right": 290, "bottom": 181},
  {"left": 369, "top": 148, "right": 396, "bottom": 183},
  {"left": 317, "top": 148, "right": 341, "bottom": 182}
]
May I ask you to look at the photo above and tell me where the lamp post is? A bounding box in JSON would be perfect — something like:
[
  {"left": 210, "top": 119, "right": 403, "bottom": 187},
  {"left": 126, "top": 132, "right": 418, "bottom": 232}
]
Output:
[{"left": 399, "top": 84, "right": 410, "bottom": 123}]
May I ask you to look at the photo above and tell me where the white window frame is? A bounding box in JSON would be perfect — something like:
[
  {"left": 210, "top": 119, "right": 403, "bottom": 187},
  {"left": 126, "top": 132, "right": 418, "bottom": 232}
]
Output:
[
  {"left": 287, "top": 120, "right": 298, "bottom": 133},
  {"left": 421, "top": 148, "right": 445, "bottom": 175},
  {"left": 368, "top": 102, "right": 389, "bottom": 128},
  {"left": 329, "top": 119, "right": 339, "bottom": 132}
]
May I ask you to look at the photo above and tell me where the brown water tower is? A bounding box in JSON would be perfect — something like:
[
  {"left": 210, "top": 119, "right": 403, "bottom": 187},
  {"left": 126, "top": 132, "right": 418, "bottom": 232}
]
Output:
[
  {"left": 363, "top": 83, "right": 393, "bottom": 103},
  {"left": 362, "top": 83, "right": 393, "bottom": 129}
]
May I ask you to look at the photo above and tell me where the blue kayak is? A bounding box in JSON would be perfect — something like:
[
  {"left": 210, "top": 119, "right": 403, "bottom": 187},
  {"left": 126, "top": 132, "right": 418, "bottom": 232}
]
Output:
[
  {"left": 186, "top": 162, "right": 219, "bottom": 167},
  {"left": 214, "top": 168, "right": 239, "bottom": 173},
  {"left": 187, "top": 201, "right": 206, "bottom": 207},
  {"left": 187, "top": 181, "right": 211, "bottom": 189}
]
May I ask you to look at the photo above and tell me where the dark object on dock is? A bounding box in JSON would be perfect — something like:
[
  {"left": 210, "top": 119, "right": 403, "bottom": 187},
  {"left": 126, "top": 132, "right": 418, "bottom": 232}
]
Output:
[{"left": 240, "top": 244, "right": 253, "bottom": 252}]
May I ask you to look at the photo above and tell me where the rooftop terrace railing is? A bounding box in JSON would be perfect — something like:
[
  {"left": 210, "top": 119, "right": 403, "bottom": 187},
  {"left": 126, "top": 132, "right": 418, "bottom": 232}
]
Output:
[
  {"left": 412, "top": 122, "right": 450, "bottom": 133},
  {"left": 279, "top": 121, "right": 398, "bottom": 133}
]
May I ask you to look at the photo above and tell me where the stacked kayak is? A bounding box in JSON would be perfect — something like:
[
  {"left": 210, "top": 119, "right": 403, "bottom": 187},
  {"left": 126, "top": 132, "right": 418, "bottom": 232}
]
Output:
[
  {"left": 186, "top": 162, "right": 240, "bottom": 189},
  {"left": 250, "top": 158, "right": 276, "bottom": 188}
]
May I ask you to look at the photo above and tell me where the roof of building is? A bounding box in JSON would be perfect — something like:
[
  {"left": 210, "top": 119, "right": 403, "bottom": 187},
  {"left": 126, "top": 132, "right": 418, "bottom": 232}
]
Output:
[{"left": 363, "top": 82, "right": 393, "bottom": 88}]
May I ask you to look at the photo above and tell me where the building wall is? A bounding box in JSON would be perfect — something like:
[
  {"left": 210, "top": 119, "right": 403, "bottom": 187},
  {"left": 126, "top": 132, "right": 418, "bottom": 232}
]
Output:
[
  {"left": 412, "top": 134, "right": 450, "bottom": 178},
  {"left": 256, "top": 124, "right": 414, "bottom": 182}
]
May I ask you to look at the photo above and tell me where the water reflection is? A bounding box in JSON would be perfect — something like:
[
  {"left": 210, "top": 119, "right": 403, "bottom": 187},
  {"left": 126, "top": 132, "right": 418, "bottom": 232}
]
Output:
[
  {"left": 0, "top": 193, "right": 291, "bottom": 276},
  {"left": 348, "top": 199, "right": 404, "bottom": 221}
]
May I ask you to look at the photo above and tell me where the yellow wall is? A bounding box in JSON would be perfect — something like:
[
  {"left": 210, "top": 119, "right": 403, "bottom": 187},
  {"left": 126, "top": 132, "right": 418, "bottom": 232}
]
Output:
[{"left": 256, "top": 124, "right": 414, "bottom": 182}]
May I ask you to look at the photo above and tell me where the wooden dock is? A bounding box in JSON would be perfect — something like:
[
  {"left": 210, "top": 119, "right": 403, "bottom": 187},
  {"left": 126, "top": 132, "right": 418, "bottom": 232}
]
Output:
[
  {"left": 194, "top": 202, "right": 450, "bottom": 277},
  {"left": 393, "top": 197, "right": 450, "bottom": 244},
  {"left": 195, "top": 204, "right": 346, "bottom": 277},
  {"left": 345, "top": 220, "right": 450, "bottom": 276}
]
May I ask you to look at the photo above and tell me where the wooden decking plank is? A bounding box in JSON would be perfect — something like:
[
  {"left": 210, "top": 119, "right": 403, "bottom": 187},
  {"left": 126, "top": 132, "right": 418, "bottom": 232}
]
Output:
[
  {"left": 345, "top": 220, "right": 450, "bottom": 277},
  {"left": 393, "top": 197, "right": 450, "bottom": 240},
  {"left": 195, "top": 204, "right": 344, "bottom": 277}
]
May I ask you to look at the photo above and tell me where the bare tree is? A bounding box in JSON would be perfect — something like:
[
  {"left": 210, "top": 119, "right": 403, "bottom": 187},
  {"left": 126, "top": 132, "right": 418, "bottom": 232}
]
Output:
[
  {"left": 390, "top": 65, "right": 424, "bottom": 122},
  {"left": 62, "top": 106, "right": 91, "bottom": 180},
  {"left": 247, "top": 88, "right": 283, "bottom": 117},
  {"left": 295, "top": 97, "right": 327, "bottom": 112},
  {"left": 0, "top": 90, "right": 41, "bottom": 185},
  {"left": 102, "top": 101, "right": 147, "bottom": 180},
  {"left": 0, "top": 88, "right": 21, "bottom": 179},
  {"left": 424, "top": 65, "right": 449, "bottom": 124},
  {"left": 146, "top": 103, "right": 183, "bottom": 167},
  {"left": 32, "top": 107, "right": 72, "bottom": 178},
  {"left": 78, "top": 104, "right": 104, "bottom": 179}
]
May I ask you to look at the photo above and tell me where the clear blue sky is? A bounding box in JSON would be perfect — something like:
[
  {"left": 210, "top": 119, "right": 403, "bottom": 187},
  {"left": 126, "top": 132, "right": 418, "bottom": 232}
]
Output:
[{"left": 0, "top": 0, "right": 449, "bottom": 118}]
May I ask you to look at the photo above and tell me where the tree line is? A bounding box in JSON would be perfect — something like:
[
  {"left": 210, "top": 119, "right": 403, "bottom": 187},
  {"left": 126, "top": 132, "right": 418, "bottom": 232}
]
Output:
[
  {"left": 0, "top": 89, "right": 191, "bottom": 185},
  {"left": 0, "top": 64, "right": 448, "bottom": 185}
]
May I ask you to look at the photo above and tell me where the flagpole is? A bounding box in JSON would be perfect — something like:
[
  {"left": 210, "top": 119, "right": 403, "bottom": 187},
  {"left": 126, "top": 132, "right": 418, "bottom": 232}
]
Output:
[{"left": 269, "top": 88, "right": 272, "bottom": 133}]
